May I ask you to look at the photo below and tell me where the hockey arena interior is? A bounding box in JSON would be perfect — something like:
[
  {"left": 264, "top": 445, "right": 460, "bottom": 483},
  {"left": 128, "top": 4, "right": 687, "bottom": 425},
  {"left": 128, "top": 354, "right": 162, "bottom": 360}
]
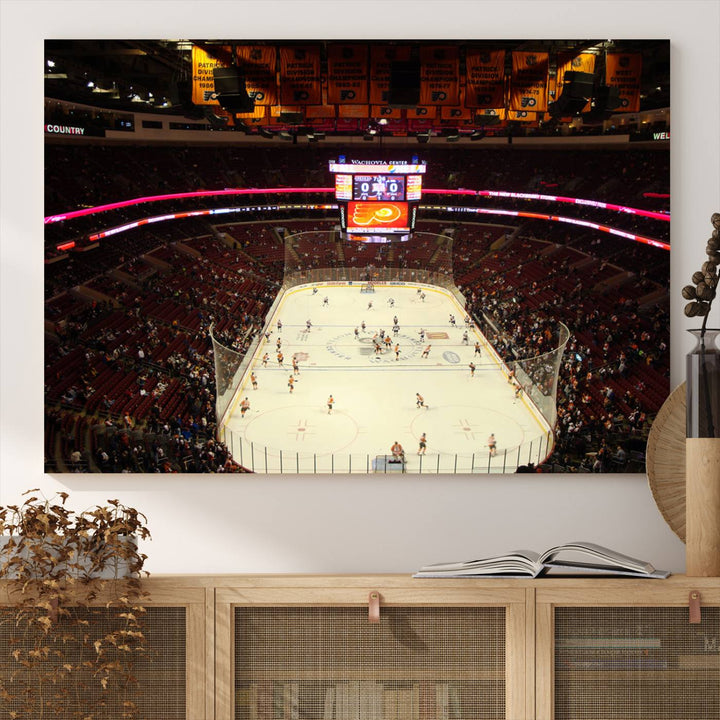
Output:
[{"left": 43, "top": 39, "right": 671, "bottom": 474}]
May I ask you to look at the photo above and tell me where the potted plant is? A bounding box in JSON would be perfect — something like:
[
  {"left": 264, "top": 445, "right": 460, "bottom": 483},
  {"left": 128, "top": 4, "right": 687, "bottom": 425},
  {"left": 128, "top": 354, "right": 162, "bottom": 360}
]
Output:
[{"left": 0, "top": 490, "right": 151, "bottom": 719}]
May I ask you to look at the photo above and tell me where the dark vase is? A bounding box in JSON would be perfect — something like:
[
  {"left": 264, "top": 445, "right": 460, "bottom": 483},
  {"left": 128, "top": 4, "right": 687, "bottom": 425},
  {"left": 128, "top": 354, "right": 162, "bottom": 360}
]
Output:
[{"left": 686, "top": 328, "right": 720, "bottom": 438}]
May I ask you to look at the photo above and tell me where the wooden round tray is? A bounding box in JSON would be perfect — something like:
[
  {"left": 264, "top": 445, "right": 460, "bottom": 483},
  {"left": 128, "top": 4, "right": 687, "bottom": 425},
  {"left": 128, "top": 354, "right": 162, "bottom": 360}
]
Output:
[{"left": 646, "top": 382, "right": 686, "bottom": 542}]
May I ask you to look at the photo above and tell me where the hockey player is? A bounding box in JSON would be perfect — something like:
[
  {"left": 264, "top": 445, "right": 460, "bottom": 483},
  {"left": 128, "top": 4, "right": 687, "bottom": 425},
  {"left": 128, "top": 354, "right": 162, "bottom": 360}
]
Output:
[
  {"left": 487, "top": 433, "right": 497, "bottom": 456},
  {"left": 418, "top": 433, "right": 427, "bottom": 455}
]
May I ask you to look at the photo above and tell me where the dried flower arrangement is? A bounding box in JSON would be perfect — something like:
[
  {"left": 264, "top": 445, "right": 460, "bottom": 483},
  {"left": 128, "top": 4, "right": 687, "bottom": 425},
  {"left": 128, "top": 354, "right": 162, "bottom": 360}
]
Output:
[
  {"left": 682, "top": 212, "right": 720, "bottom": 324},
  {"left": 682, "top": 213, "right": 720, "bottom": 439},
  {"left": 0, "top": 491, "right": 151, "bottom": 719}
]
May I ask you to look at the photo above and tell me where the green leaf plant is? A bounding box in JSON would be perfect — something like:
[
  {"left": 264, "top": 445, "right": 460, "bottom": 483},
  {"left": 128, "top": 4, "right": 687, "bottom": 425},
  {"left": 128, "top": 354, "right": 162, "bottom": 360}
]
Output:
[{"left": 0, "top": 491, "right": 151, "bottom": 719}]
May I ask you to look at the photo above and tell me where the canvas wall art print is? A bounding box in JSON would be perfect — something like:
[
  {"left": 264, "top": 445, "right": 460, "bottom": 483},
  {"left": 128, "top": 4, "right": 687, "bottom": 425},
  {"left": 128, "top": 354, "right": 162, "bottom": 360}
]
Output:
[{"left": 43, "top": 38, "right": 670, "bottom": 475}]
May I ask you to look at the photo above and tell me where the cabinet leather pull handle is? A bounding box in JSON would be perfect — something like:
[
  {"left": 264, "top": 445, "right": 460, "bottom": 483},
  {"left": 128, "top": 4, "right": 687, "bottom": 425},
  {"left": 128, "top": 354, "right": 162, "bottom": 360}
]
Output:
[
  {"left": 368, "top": 591, "right": 380, "bottom": 623},
  {"left": 689, "top": 590, "right": 702, "bottom": 624}
]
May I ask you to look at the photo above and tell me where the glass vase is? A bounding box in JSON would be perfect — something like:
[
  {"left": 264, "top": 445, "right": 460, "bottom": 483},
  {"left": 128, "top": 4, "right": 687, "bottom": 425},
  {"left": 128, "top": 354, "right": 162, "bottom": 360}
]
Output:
[{"left": 686, "top": 328, "right": 720, "bottom": 438}]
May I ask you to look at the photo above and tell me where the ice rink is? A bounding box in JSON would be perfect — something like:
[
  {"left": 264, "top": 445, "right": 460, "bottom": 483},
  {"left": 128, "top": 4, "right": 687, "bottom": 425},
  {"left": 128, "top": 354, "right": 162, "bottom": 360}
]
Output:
[{"left": 221, "top": 283, "right": 553, "bottom": 474}]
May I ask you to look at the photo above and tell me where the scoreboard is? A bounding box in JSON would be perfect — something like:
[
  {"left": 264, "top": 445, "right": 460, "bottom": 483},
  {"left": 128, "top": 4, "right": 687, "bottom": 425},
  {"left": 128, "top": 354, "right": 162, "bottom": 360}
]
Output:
[
  {"left": 328, "top": 158, "right": 426, "bottom": 240},
  {"left": 353, "top": 175, "right": 405, "bottom": 202}
]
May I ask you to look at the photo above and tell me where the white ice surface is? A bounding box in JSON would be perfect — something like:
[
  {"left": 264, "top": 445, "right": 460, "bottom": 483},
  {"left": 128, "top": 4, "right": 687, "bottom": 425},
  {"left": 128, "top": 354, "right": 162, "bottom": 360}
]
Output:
[{"left": 223, "top": 283, "right": 551, "bottom": 473}]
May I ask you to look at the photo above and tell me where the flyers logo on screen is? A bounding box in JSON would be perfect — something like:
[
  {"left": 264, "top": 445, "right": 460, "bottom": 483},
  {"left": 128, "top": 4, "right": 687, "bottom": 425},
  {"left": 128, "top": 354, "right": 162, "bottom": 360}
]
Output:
[{"left": 351, "top": 203, "right": 402, "bottom": 226}]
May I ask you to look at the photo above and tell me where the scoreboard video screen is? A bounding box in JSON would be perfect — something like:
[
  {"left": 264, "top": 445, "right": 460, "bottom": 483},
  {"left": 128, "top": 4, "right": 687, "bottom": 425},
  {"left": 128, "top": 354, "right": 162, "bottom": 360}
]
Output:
[
  {"left": 353, "top": 175, "right": 406, "bottom": 201},
  {"left": 329, "top": 158, "right": 426, "bottom": 239},
  {"left": 346, "top": 201, "right": 410, "bottom": 233}
]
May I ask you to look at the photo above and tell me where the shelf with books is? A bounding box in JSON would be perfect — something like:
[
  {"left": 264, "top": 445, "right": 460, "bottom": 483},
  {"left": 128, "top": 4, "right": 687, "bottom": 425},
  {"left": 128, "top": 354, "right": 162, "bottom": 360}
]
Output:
[
  {"left": 234, "top": 679, "right": 500, "bottom": 720},
  {"left": 536, "top": 583, "right": 720, "bottom": 720},
  {"left": 216, "top": 578, "right": 529, "bottom": 720}
]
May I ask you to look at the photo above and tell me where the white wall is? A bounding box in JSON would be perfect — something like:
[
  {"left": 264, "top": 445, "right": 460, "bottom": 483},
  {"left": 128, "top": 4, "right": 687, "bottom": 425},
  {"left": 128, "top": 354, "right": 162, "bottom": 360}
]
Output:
[{"left": 1, "top": 1, "right": 718, "bottom": 575}]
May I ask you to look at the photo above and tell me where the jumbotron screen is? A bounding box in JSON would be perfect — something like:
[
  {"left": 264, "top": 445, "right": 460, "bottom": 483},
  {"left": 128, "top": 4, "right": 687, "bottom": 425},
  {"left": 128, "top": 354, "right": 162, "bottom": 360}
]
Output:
[
  {"left": 330, "top": 159, "right": 426, "bottom": 201},
  {"left": 344, "top": 201, "right": 411, "bottom": 234},
  {"left": 353, "top": 174, "right": 406, "bottom": 201}
]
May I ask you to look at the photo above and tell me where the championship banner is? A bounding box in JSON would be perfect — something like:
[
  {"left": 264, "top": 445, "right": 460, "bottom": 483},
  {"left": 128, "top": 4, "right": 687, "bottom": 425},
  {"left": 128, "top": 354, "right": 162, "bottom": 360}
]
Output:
[
  {"left": 556, "top": 52, "right": 596, "bottom": 90},
  {"left": 235, "top": 45, "right": 278, "bottom": 106},
  {"left": 279, "top": 45, "right": 322, "bottom": 105},
  {"left": 464, "top": 49, "right": 505, "bottom": 108},
  {"left": 506, "top": 109, "right": 538, "bottom": 124},
  {"left": 371, "top": 105, "right": 404, "bottom": 119},
  {"left": 337, "top": 105, "right": 370, "bottom": 119},
  {"left": 305, "top": 104, "right": 336, "bottom": 119},
  {"left": 191, "top": 45, "right": 227, "bottom": 105},
  {"left": 605, "top": 53, "right": 642, "bottom": 112},
  {"left": 369, "top": 45, "right": 412, "bottom": 105},
  {"left": 441, "top": 84, "right": 473, "bottom": 120},
  {"left": 406, "top": 106, "right": 437, "bottom": 120},
  {"left": 327, "top": 44, "right": 369, "bottom": 104},
  {"left": 555, "top": 52, "right": 596, "bottom": 111},
  {"left": 509, "top": 51, "right": 549, "bottom": 112},
  {"left": 419, "top": 46, "right": 460, "bottom": 106}
]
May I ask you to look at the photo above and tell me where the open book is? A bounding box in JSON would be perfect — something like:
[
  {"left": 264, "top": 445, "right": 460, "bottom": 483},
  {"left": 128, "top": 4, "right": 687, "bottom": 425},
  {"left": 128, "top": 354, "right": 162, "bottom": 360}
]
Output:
[{"left": 414, "top": 541, "right": 671, "bottom": 579}]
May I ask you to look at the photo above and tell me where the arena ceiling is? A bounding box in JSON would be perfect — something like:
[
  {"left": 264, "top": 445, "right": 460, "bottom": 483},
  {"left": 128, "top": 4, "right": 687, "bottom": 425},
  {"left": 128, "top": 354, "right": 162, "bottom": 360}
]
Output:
[{"left": 44, "top": 39, "right": 670, "bottom": 137}]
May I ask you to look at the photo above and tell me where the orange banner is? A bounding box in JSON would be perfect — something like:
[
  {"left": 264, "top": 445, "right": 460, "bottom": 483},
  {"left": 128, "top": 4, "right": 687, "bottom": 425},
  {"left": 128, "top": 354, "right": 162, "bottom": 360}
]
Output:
[
  {"left": 369, "top": 45, "right": 412, "bottom": 105},
  {"left": 605, "top": 53, "right": 642, "bottom": 112},
  {"left": 441, "top": 84, "right": 473, "bottom": 120},
  {"left": 191, "top": 45, "right": 226, "bottom": 106},
  {"left": 234, "top": 46, "right": 278, "bottom": 106},
  {"left": 327, "top": 44, "right": 369, "bottom": 104},
  {"left": 509, "top": 51, "right": 549, "bottom": 112},
  {"left": 406, "top": 106, "right": 437, "bottom": 120},
  {"left": 419, "top": 46, "right": 460, "bottom": 105},
  {"left": 231, "top": 104, "right": 267, "bottom": 120},
  {"left": 371, "top": 105, "right": 404, "bottom": 120},
  {"left": 279, "top": 46, "right": 322, "bottom": 105},
  {"left": 213, "top": 106, "right": 267, "bottom": 124},
  {"left": 553, "top": 52, "right": 595, "bottom": 111},
  {"left": 506, "top": 110, "right": 538, "bottom": 124},
  {"left": 556, "top": 52, "right": 596, "bottom": 91},
  {"left": 305, "top": 105, "right": 336, "bottom": 119},
  {"left": 464, "top": 49, "right": 505, "bottom": 108},
  {"left": 337, "top": 105, "right": 370, "bottom": 119}
]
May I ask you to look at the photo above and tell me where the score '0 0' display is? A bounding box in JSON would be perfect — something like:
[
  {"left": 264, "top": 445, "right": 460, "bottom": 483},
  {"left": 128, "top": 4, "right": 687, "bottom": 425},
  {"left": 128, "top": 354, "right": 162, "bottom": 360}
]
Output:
[{"left": 353, "top": 175, "right": 405, "bottom": 201}]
